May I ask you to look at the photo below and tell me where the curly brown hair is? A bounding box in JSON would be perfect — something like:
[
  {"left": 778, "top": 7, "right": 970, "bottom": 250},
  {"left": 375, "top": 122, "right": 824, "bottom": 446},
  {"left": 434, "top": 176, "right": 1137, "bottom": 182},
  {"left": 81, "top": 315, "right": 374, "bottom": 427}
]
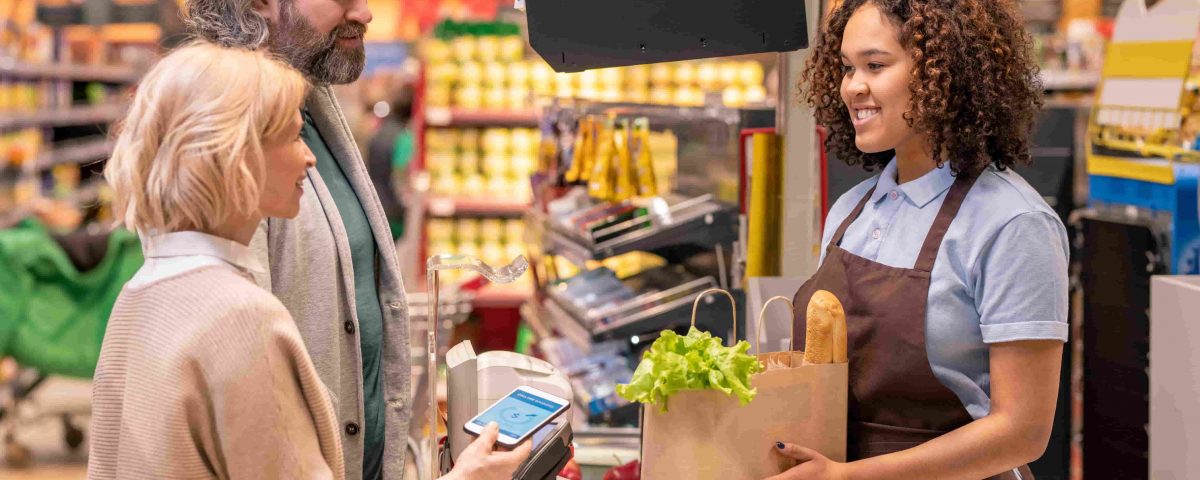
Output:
[{"left": 802, "top": 0, "right": 1044, "bottom": 175}]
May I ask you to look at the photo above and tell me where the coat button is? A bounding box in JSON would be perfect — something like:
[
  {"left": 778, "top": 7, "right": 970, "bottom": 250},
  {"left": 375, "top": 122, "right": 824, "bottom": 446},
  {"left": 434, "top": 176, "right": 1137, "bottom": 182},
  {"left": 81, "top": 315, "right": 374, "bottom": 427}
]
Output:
[
  {"left": 871, "top": 229, "right": 882, "bottom": 240},
  {"left": 344, "top": 321, "right": 355, "bottom": 334},
  {"left": 346, "top": 422, "right": 360, "bottom": 436}
]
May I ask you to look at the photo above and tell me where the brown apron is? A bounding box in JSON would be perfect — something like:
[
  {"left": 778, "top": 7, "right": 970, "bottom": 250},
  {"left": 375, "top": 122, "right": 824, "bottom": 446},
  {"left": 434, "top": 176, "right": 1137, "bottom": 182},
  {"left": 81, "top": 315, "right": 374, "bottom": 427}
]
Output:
[{"left": 792, "top": 173, "right": 1034, "bottom": 480}]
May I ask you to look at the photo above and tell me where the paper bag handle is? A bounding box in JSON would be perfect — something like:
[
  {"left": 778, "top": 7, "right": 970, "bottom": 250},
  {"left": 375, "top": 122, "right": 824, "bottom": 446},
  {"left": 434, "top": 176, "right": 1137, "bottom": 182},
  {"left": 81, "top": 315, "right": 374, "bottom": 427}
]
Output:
[
  {"left": 690, "top": 288, "right": 737, "bottom": 347},
  {"left": 755, "top": 296, "right": 796, "bottom": 354}
]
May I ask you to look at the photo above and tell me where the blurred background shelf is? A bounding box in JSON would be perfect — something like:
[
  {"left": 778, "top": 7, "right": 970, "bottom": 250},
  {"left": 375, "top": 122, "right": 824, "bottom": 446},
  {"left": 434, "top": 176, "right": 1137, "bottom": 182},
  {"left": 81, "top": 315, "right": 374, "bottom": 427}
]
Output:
[
  {"left": 472, "top": 284, "right": 532, "bottom": 308},
  {"left": 36, "top": 138, "right": 114, "bottom": 170},
  {"left": 426, "top": 196, "right": 530, "bottom": 217},
  {"left": 0, "top": 104, "right": 128, "bottom": 130},
  {"left": 0, "top": 60, "right": 140, "bottom": 84},
  {"left": 425, "top": 107, "right": 540, "bottom": 127}
]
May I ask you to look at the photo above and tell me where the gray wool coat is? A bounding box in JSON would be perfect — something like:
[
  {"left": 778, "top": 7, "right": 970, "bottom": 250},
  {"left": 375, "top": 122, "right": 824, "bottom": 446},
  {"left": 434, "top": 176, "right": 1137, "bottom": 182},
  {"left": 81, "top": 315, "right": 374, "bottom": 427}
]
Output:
[{"left": 251, "top": 85, "right": 412, "bottom": 480}]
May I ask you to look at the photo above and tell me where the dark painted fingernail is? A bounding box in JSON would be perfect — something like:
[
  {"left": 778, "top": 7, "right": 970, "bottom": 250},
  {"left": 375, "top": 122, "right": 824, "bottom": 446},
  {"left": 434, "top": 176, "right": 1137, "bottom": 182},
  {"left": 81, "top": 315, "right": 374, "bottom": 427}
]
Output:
[{"left": 775, "top": 441, "right": 785, "bottom": 450}]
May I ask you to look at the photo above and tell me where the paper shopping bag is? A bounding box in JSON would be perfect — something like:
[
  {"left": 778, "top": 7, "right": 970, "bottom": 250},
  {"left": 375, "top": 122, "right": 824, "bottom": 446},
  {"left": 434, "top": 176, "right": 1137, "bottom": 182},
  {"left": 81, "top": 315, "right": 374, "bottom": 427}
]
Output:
[{"left": 639, "top": 293, "right": 848, "bottom": 480}]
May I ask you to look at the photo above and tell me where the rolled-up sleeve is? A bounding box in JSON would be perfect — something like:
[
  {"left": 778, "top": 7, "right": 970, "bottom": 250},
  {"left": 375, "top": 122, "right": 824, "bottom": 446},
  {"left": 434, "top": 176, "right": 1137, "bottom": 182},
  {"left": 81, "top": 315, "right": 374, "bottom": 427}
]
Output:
[{"left": 973, "top": 211, "right": 1070, "bottom": 344}]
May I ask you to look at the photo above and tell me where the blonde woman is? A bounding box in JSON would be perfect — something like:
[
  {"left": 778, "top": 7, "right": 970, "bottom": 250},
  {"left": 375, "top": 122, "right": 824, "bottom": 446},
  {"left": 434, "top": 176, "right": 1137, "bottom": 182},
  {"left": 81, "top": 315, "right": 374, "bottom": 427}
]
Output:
[{"left": 90, "top": 42, "right": 528, "bottom": 480}]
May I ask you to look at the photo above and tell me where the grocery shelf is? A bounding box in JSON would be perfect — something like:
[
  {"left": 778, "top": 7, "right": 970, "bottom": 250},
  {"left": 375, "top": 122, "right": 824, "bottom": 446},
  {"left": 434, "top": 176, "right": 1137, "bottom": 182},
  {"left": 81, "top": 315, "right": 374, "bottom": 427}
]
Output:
[
  {"left": 0, "top": 178, "right": 108, "bottom": 228},
  {"left": 37, "top": 138, "right": 114, "bottom": 170},
  {"left": 533, "top": 299, "right": 594, "bottom": 350},
  {"left": 543, "top": 276, "right": 720, "bottom": 343},
  {"left": 0, "top": 104, "right": 127, "bottom": 130},
  {"left": 67, "top": 178, "right": 107, "bottom": 205},
  {"left": 425, "top": 107, "right": 540, "bottom": 127},
  {"left": 472, "top": 285, "right": 532, "bottom": 308},
  {"left": 0, "top": 60, "right": 140, "bottom": 83},
  {"left": 545, "top": 195, "right": 738, "bottom": 264},
  {"left": 426, "top": 196, "right": 530, "bottom": 217}
]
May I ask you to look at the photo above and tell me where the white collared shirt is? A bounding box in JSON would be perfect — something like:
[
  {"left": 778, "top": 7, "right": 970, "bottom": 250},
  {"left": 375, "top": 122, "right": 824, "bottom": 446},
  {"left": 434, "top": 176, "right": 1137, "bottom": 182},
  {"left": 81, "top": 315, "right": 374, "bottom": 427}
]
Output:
[{"left": 128, "top": 231, "right": 265, "bottom": 289}]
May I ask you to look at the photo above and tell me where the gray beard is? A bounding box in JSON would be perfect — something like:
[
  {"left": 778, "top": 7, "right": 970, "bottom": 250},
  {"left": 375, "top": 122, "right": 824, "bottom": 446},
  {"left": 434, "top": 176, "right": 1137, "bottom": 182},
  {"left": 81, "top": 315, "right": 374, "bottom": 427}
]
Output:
[{"left": 268, "top": 3, "right": 365, "bottom": 85}]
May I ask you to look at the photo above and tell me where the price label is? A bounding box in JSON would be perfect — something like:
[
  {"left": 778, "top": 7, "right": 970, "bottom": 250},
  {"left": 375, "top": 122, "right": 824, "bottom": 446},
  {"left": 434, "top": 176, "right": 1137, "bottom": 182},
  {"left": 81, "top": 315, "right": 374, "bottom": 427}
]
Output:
[
  {"left": 429, "top": 198, "right": 456, "bottom": 217},
  {"left": 426, "top": 108, "right": 452, "bottom": 126}
]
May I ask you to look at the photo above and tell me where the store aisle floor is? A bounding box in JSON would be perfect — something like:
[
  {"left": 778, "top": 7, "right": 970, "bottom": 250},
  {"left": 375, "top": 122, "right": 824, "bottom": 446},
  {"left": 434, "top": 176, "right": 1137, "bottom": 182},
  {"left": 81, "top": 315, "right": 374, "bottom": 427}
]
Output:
[{"left": 0, "top": 377, "right": 90, "bottom": 479}]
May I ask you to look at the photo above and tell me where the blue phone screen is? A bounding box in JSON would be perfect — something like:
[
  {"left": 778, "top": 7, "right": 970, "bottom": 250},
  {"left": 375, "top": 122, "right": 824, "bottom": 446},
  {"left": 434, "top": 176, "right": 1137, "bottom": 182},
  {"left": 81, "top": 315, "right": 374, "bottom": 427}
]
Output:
[{"left": 471, "top": 389, "right": 566, "bottom": 440}]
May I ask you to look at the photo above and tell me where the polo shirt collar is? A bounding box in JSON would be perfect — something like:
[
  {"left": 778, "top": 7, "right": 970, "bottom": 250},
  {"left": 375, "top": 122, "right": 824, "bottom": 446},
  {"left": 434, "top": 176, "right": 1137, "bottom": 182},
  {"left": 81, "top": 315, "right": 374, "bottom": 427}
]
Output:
[{"left": 872, "top": 158, "right": 957, "bottom": 208}]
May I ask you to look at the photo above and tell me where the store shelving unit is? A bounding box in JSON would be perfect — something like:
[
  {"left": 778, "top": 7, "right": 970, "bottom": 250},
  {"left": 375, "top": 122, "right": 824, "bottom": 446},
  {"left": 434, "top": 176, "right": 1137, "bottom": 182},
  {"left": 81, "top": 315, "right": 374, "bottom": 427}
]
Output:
[
  {"left": 35, "top": 137, "right": 114, "bottom": 170},
  {"left": 0, "top": 60, "right": 139, "bottom": 84},
  {"left": 0, "top": 104, "right": 128, "bottom": 130},
  {"left": 424, "top": 107, "right": 541, "bottom": 128},
  {"left": 543, "top": 194, "right": 738, "bottom": 265},
  {"left": 426, "top": 196, "right": 530, "bottom": 217}
]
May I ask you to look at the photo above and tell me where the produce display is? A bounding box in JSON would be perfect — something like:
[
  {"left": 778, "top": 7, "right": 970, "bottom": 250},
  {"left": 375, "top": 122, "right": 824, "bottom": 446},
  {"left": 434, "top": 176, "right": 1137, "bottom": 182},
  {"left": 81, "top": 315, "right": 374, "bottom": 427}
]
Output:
[
  {"left": 426, "top": 127, "right": 537, "bottom": 200},
  {"left": 417, "top": 23, "right": 769, "bottom": 109},
  {"left": 426, "top": 218, "right": 529, "bottom": 287}
]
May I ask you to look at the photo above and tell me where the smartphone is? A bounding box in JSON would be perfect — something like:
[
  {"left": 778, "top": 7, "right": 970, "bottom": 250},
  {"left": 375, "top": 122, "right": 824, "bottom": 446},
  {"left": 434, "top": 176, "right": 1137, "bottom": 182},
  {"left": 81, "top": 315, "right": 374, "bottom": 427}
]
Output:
[{"left": 463, "top": 386, "right": 570, "bottom": 448}]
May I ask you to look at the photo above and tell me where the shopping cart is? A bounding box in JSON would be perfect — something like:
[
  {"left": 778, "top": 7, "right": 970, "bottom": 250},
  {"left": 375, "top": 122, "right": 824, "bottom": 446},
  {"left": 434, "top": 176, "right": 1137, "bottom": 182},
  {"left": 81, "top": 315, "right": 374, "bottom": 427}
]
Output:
[{"left": 0, "top": 220, "right": 142, "bottom": 467}]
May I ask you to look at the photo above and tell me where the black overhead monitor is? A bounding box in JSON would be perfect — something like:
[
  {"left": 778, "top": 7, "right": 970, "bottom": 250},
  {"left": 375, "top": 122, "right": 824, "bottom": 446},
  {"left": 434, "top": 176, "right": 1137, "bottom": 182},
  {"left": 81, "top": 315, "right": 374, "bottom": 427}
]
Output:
[{"left": 524, "top": 0, "right": 809, "bottom": 72}]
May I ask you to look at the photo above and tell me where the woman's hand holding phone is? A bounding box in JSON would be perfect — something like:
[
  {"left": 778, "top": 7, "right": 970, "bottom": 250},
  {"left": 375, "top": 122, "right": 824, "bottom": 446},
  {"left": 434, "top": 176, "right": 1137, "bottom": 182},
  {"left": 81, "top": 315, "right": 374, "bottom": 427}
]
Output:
[{"left": 441, "top": 422, "right": 533, "bottom": 480}]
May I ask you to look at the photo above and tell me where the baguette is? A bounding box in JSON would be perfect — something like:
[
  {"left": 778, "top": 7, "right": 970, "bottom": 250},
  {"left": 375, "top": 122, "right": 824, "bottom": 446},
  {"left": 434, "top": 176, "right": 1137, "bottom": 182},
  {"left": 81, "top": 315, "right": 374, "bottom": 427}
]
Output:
[{"left": 804, "top": 290, "right": 847, "bottom": 364}]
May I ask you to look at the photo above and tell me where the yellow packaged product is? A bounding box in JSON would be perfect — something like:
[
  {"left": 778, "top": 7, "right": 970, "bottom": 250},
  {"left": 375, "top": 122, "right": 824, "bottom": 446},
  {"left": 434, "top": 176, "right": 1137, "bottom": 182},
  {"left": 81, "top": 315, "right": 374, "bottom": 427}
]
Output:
[
  {"left": 632, "top": 117, "right": 658, "bottom": 197},
  {"left": 455, "top": 84, "right": 483, "bottom": 110},
  {"left": 511, "top": 153, "right": 535, "bottom": 179},
  {"left": 673, "top": 62, "right": 696, "bottom": 86},
  {"left": 483, "top": 62, "right": 507, "bottom": 88},
  {"left": 476, "top": 36, "right": 500, "bottom": 63},
  {"left": 723, "top": 86, "right": 746, "bottom": 108},
  {"left": 697, "top": 62, "right": 719, "bottom": 90},
  {"left": 428, "top": 62, "right": 460, "bottom": 85},
  {"left": 649, "top": 86, "right": 673, "bottom": 105},
  {"left": 482, "top": 128, "right": 510, "bottom": 154},
  {"left": 719, "top": 62, "right": 740, "bottom": 86},
  {"left": 483, "top": 87, "right": 507, "bottom": 110},
  {"left": 612, "top": 118, "right": 637, "bottom": 202},
  {"left": 625, "top": 64, "right": 651, "bottom": 88},
  {"left": 499, "top": 36, "right": 525, "bottom": 62},
  {"left": 457, "top": 218, "right": 481, "bottom": 244},
  {"left": 510, "top": 128, "right": 535, "bottom": 155},
  {"left": 451, "top": 36, "right": 478, "bottom": 62},
  {"left": 459, "top": 148, "right": 482, "bottom": 176},
  {"left": 504, "top": 219, "right": 525, "bottom": 243},
  {"left": 459, "top": 61, "right": 483, "bottom": 85},
  {"left": 745, "top": 85, "right": 768, "bottom": 104},
  {"left": 565, "top": 116, "right": 591, "bottom": 183},
  {"left": 483, "top": 154, "right": 510, "bottom": 178},
  {"left": 420, "top": 39, "right": 452, "bottom": 63},
  {"left": 740, "top": 61, "right": 765, "bottom": 87},
  {"left": 587, "top": 116, "right": 617, "bottom": 200},
  {"left": 426, "top": 84, "right": 453, "bottom": 108},
  {"left": 650, "top": 63, "right": 673, "bottom": 86},
  {"left": 507, "top": 62, "right": 530, "bottom": 88}
]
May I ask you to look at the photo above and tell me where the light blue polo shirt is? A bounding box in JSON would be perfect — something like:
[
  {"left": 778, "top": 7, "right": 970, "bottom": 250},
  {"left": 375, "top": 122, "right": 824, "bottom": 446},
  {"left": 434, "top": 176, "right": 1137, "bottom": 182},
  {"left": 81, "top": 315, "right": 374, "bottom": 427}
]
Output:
[{"left": 821, "top": 159, "right": 1069, "bottom": 420}]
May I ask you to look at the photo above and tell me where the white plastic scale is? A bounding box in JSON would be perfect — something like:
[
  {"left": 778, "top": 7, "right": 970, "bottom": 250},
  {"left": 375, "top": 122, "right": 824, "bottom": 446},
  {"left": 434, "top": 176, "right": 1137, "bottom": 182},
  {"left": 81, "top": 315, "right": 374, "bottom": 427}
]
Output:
[{"left": 425, "top": 254, "right": 575, "bottom": 480}]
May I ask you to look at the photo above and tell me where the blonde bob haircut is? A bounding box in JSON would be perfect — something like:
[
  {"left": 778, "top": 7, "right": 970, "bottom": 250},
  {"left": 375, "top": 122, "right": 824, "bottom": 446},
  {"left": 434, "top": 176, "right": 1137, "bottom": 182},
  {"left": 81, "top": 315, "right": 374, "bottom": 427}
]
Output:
[{"left": 106, "top": 41, "right": 309, "bottom": 234}]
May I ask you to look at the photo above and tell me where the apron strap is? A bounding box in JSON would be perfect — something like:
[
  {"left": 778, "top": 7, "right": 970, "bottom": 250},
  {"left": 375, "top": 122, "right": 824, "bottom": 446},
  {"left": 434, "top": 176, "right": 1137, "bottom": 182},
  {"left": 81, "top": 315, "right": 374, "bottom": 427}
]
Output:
[
  {"left": 831, "top": 185, "right": 878, "bottom": 247},
  {"left": 913, "top": 172, "right": 980, "bottom": 272}
]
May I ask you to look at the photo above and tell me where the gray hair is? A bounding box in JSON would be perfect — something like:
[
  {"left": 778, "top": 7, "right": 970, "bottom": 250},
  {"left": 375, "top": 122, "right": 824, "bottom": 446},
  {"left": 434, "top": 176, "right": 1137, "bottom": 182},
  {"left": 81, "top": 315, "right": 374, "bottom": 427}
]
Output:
[{"left": 184, "top": 0, "right": 270, "bottom": 48}]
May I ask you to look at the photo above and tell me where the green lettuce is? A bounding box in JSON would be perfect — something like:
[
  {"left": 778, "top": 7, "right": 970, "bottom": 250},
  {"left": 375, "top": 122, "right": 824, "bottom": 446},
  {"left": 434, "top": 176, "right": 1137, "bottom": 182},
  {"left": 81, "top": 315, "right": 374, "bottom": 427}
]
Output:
[{"left": 616, "top": 327, "right": 763, "bottom": 411}]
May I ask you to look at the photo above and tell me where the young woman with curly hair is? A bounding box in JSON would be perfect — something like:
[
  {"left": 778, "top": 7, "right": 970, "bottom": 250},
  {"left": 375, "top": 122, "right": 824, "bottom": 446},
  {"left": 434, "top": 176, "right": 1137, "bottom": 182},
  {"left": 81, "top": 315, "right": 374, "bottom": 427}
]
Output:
[{"left": 773, "top": 1, "right": 1068, "bottom": 479}]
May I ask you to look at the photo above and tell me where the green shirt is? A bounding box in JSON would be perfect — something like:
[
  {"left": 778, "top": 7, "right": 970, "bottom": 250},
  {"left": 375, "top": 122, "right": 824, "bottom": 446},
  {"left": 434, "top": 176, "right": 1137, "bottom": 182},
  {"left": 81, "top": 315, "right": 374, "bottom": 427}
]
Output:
[{"left": 301, "top": 110, "right": 385, "bottom": 480}]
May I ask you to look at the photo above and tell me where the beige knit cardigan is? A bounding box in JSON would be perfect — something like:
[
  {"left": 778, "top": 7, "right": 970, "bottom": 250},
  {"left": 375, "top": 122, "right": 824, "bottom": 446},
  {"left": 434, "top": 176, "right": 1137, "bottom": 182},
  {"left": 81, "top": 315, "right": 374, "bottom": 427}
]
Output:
[{"left": 88, "top": 266, "right": 344, "bottom": 479}]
